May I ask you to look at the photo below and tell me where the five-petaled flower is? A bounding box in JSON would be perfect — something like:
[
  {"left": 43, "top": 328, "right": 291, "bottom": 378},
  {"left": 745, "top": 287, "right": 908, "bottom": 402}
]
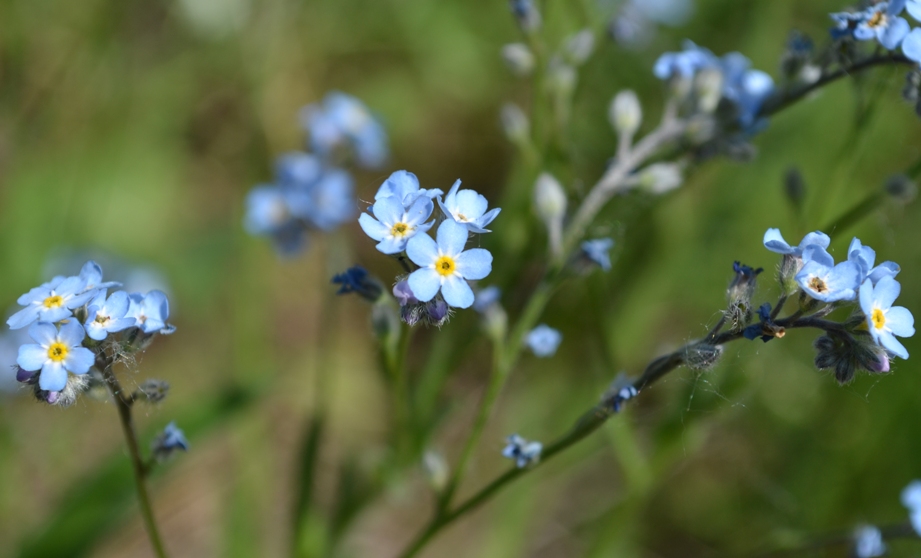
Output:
[
  {"left": 85, "top": 291, "right": 136, "bottom": 341},
  {"left": 16, "top": 321, "right": 95, "bottom": 392},
  {"left": 502, "top": 434, "right": 543, "bottom": 468},
  {"left": 405, "top": 220, "right": 493, "bottom": 309},
  {"left": 847, "top": 237, "right": 900, "bottom": 285},
  {"left": 526, "top": 324, "right": 562, "bottom": 357},
  {"left": 795, "top": 246, "right": 861, "bottom": 302},
  {"left": 437, "top": 179, "right": 501, "bottom": 233},
  {"left": 7, "top": 274, "right": 97, "bottom": 330},
  {"left": 126, "top": 291, "right": 172, "bottom": 334},
  {"left": 859, "top": 276, "right": 915, "bottom": 359}
]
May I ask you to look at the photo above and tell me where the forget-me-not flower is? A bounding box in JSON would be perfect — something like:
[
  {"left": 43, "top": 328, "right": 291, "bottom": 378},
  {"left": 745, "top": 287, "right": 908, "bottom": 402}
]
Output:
[
  {"left": 526, "top": 324, "right": 562, "bottom": 357},
  {"left": 152, "top": 421, "right": 189, "bottom": 460},
  {"left": 17, "top": 321, "right": 95, "bottom": 392},
  {"left": 331, "top": 266, "right": 383, "bottom": 302},
  {"left": 502, "top": 434, "right": 542, "bottom": 468},
  {"left": 78, "top": 260, "right": 121, "bottom": 293},
  {"left": 374, "top": 170, "right": 443, "bottom": 209},
  {"left": 653, "top": 41, "right": 717, "bottom": 79},
  {"left": 902, "top": 27, "right": 921, "bottom": 64},
  {"left": 721, "top": 55, "right": 775, "bottom": 130},
  {"left": 763, "top": 228, "right": 831, "bottom": 257},
  {"left": 795, "top": 246, "right": 860, "bottom": 302},
  {"left": 7, "top": 274, "right": 97, "bottom": 330},
  {"left": 437, "top": 180, "right": 501, "bottom": 233},
  {"left": 853, "top": 525, "right": 886, "bottom": 558},
  {"left": 301, "top": 92, "right": 388, "bottom": 169},
  {"left": 85, "top": 291, "right": 136, "bottom": 341},
  {"left": 580, "top": 238, "right": 615, "bottom": 271},
  {"left": 473, "top": 286, "right": 502, "bottom": 313},
  {"left": 274, "top": 152, "right": 356, "bottom": 231},
  {"left": 405, "top": 220, "right": 493, "bottom": 309},
  {"left": 860, "top": 277, "right": 915, "bottom": 359},
  {"left": 847, "top": 237, "right": 900, "bottom": 285},
  {"left": 901, "top": 480, "right": 921, "bottom": 535},
  {"left": 359, "top": 192, "right": 436, "bottom": 255},
  {"left": 853, "top": 1, "right": 910, "bottom": 50},
  {"left": 126, "top": 291, "right": 172, "bottom": 334}
]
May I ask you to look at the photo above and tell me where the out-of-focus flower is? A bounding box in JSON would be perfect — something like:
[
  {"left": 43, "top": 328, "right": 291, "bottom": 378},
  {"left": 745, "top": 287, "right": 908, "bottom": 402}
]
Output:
[
  {"left": 152, "top": 422, "right": 189, "bottom": 460},
  {"left": 331, "top": 266, "right": 383, "bottom": 302},
  {"left": 853, "top": 525, "right": 886, "bottom": 558},
  {"left": 860, "top": 277, "right": 915, "bottom": 359},
  {"left": 526, "top": 324, "right": 562, "bottom": 357},
  {"left": 580, "top": 239, "right": 615, "bottom": 271},
  {"left": 501, "top": 43, "right": 535, "bottom": 76},
  {"left": 502, "top": 434, "right": 542, "bottom": 468},
  {"left": 405, "top": 220, "right": 493, "bottom": 309},
  {"left": 300, "top": 92, "right": 388, "bottom": 169}
]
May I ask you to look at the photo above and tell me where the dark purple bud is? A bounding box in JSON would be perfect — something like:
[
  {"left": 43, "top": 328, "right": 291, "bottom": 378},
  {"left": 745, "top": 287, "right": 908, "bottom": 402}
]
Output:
[
  {"left": 46, "top": 391, "right": 60, "bottom": 404},
  {"left": 426, "top": 299, "right": 451, "bottom": 328},
  {"left": 16, "top": 367, "right": 39, "bottom": 384},
  {"left": 393, "top": 280, "right": 418, "bottom": 306}
]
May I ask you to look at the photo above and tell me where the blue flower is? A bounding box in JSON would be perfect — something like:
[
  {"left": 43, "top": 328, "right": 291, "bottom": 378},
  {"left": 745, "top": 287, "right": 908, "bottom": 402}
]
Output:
[
  {"left": 16, "top": 321, "right": 95, "bottom": 392},
  {"left": 126, "top": 291, "right": 172, "bottom": 334},
  {"left": 473, "top": 286, "right": 501, "bottom": 313},
  {"left": 374, "top": 170, "right": 443, "bottom": 209},
  {"left": 847, "top": 237, "right": 900, "bottom": 285},
  {"left": 331, "top": 266, "right": 383, "bottom": 302},
  {"left": 860, "top": 276, "right": 915, "bottom": 359},
  {"left": 78, "top": 260, "right": 121, "bottom": 292},
  {"left": 359, "top": 194, "right": 435, "bottom": 255},
  {"left": 795, "top": 246, "right": 861, "bottom": 302},
  {"left": 243, "top": 186, "right": 308, "bottom": 255},
  {"left": 902, "top": 27, "right": 921, "bottom": 64},
  {"left": 854, "top": 1, "right": 910, "bottom": 50},
  {"left": 275, "top": 153, "right": 356, "bottom": 231},
  {"left": 831, "top": 12, "right": 865, "bottom": 40},
  {"left": 393, "top": 280, "right": 419, "bottom": 306},
  {"left": 653, "top": 41, "right": 717, "bottom": 79},
  {"left": 405, "top": 220, "right": 493, "bottom": 309},
  {"left": 502, "top": 434, "right": 542, "bottom": 468},
  {"left": 526, "top": 324, "right": 562, "bottom": 357},
  {"left": 437, "top": 179, "right": 501, "bottom": 233},
  {"left": 85, "top": 291, "right": 136, "bottom": 341},
  {"left": 580, "top": 238, "right": 615, "bottom": 271},
  {"left": 763, "top": 228, "right": 830, "bottom": 257},
  {"left": 902, "top": 480, "right": 921, "bottom": 535},
  {"left": 300, "top": 92, "right": 389, "bottom": 169},
  {"left": 721, "top": 57, "right": 774, "bottom": 129},
  {"left": 853, "top": 525, "right": 886, "bottom": 558},
  {"left": 7, "top": 273, "right": 97, "bottom": 330},
  {"left": 152, "top": 421, "right": 189, "bottom": 460}
]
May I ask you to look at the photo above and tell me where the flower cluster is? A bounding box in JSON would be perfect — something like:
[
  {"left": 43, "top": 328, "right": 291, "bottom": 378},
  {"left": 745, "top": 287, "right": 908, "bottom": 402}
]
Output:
[
  {"left": 358, "top": 171, "right": 498, "bottom": 326},
  {"left": 6, "top": 261, "right": 174, "bottom": 406},
  {"left": 502, "top": 434, "right": 542, "bottom": 468},
  {"left": 245, "top": 93, "right": 388, "bottom": 256}
]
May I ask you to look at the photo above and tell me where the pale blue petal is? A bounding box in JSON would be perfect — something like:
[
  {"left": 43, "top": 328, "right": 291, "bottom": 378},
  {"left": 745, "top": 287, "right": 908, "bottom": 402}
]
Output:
[
  {"left": 763, "top": 228, "right": 792, "bottom": 253},
  {"left": 443, "top": 179, "right": 461, "bottom": 206},
  {"left": 88, "top": 291, "right": 107, "bottom": 310},
  {"left": 37, "top": 307, "right": 71, "bottom": 323},
  {"left": 860, "top": 278, "right": 874, "bottom": 316},
  {"left": 474, "top": 207, "right": 501, "bottom": 231},
  {"left": 441, "top": 275, "right": 474, "bottom": 308},
  {"left": 68, "top": 289, "right": 97, "bottom": 308},
  {"left": 854, "top": 25, "right": 876, "bottom": 41},
  {"left": 880, "top": 331, "right": 909, "bottom": 359},
  {"left": 902, "top": 28, "right": 921, "bottom": 61},
  {"left": 29, "top": 322, "right": 58, "bottom": 346},
  {"left": 825, "top": 261, "right": 860, "bottom": 301},
  {"left": 404, "top": 196, "right": 434, "bottom": 226},
  {"left": 106, "top": 291, "right": 131, "bottom": 317},
  {"left": 874, "top": 276, "right": 901, "bottom": 309},
  {"left": 79, "top": 261, "right": 104, "bottom": 285},
  {"left": 39, "top": 361, "right": 68, "bottom": 392},
  {"left": 869, "top": 261, "right": 900, "bottom": 284},
  {"left": 886, "top": 306, "right": 915, "bottom": 337},
  {"left": 408, "top": 268, "right": 441, "bottom": 302},
  {"left": 892, "top": 0, "right": 908, "bottom": 16},
  {"left": 85, "top": 321, "right": 108, "bottom": 341},
  {"left": 17, "top": 344, "right": 48, "bottom": 371},
  {"left": 108, "top": 317, "right": 136, "bottom": 332},
  {"left": 372, "top": 196, "right": 404, "bottom": 225},
  {"left": 406, "top": 232, "right": 439, "bottom": 266},
  {"left": 455, "top": 249, "right": 493, "bottom": 280},
  {"left": 376, "top": 236, "right": 407, "bottom": 254},
  {"left": 56, "top": 276, "right": 86, "bottom": 297},
  {"left": 18, "top": 285, "right": 51, "bottom": 306},
  {"left": 454, "top": 190, "right": 488, "bottom": 220},
  {"left": 376, "top": 170, "right": 419, "bottom": 201},
  {"left": 880, "top": 16, "right": 910, "bottom": 49},
  {"left": 359, "top": 213, "right": 389, "bottom": 241},
  {"left": 146, "top": 291, "right": 170, "bottom": 322},
  {"left": 909, "top": 0, "right": 921, "bottom": 21},
  {"left": 436, "top": 220, "right": 468, "bottom": 256},
  {"left": 802, "top": 245, "right": 834, "bottom": 267},
  {"left": 6, "top": 306, "right": 40, "bottom": 330},
  {"left": 798, "top": 231, "right": 830, "bottom": 251},
  {"left": 64, "top": 346, "right": 95, "bottom": 374}
]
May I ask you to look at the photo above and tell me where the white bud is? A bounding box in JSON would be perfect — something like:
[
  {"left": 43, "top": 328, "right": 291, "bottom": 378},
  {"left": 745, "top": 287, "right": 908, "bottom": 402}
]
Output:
[
  {"left": 609, "top": 90, "right": 642, "bottom": 137},
  {"left": 694, "top": 68, "right": 724, "bottom": 113},
  {"left": 533, "top": 173, "right": 567, "bottom": 223},
  {"left": 422, "top": 451, "right": 449, "bottom": 492},
  {"left": 548, "top": 58, "right": 577, "bottom": 98},
  {"left": 639, "top": 163, "right": 683, "bottom": 195},
  {"left": 501, "top": 43, "right": 535, "bottom": 76},
  {"left": 500, "top": 103, "right": 530, "bottom": 142},
  {"left": 564, "top": 29, "right": 595, "bottom": 65}
]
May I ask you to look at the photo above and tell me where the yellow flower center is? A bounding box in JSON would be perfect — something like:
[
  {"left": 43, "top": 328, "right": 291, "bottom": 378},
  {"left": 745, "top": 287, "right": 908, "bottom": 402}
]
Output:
[
  {"left": 95, "top": 314, "right": 109, "bottom": 325},
  {"left": 435, "top": 255, "right": 456, "bottom": 277},
  {"left": 43, "top": 295, "right": 63, "bottom": 308},
  {"left": 867, "top": 11, "right": 885, "bottom": 28},
  {"left": 391, "top": 222, "right": 410, "bottom": 237},
  {"left": 808, "top": 277, "right": 828, "bottom": 294},
  {"left": 872, "top": 308, "right": 886, "bottom": 330},
  {"left": 47, "top": 342, "right": 68, "bottom": 362}
]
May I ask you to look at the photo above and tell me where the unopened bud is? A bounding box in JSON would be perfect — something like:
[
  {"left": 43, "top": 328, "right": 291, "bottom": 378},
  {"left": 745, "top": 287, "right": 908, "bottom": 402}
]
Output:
[
  {"left": 726, "top": 261, "right": 762, "bottom": 330},
  {"left": 684, "top": 343, "right": 723, "bottom": 370},
  {"left": 547, "top": 59, "right": 577, "bottom": 98},
  {"left": 639, "top": 163, "right": 683, "bottom": 195},
  {"left": 564, "top": 29, "right": 595, "bottom": 65},
  {"left": 136, "top": 379, "right": 170, "bottom": 404},
  {"left": 501, "top": 43, "right": 535, "bottom": 76},
  {"left": 694, "top": 67, "right": 724, "bottom": 113},
  {"left": 533, "top": 173, "right": 567, "bottom": 223},
  {"left": 778, "top": 254, "right": 803, "bottom": 295},
  {"left": 422, "top": 451, "right": 450, "bottom": 492},
  {"left": 784, "top": 167, "right": 806, "bottom": 211},
  {"left": 500, "top": 103, "right": 530, "bottom": 143},
  {"left": 885, "top": 174, "right": 917, "bottom": 204},
  {"left": 609, "top": 90, "right": 642, "bottom": 138},
  {"left": 509, "top": 0, "right": 541, "bottom": 33},
  {"left": 425, "top": 299, "right": 451, "bottom": 328},
  {"left": 33, "top": 374, "right": 90, "bottom": 408}
]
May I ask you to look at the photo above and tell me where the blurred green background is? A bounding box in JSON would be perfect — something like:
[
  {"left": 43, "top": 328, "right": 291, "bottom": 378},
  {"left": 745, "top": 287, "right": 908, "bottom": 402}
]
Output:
[{"left": 1, "top": 0, "right": 920, "bottom": 556}]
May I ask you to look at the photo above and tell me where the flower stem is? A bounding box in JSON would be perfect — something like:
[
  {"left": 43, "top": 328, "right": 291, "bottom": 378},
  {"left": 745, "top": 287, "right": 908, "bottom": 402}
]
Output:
[{"left": 99, "top": 355, "right": 168, "bottom": 558}]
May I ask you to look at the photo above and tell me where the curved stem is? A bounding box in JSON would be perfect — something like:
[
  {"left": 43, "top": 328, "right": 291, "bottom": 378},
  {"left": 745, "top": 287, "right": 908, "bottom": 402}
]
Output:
[{"left": 99, "top": 355, "right": 168, "bottom": 558}]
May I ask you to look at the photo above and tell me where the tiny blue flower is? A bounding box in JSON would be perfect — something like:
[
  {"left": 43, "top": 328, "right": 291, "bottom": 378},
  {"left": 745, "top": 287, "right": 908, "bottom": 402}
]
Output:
[
  {"left": 847, "top": 237, "right": 900, "bottom": 285},
  {"left": 830, "top": 12, "right": 865, "bottom": 40},
  {"left": 437, "top": 179, "right": 501, "bottom": 233},
  {"left": 359, "top": 193, "right": 435, "bottom": 254},
  {"left": 763, "top": 228, "right": 831, "bottom": 257},
  {"left": 274, "top": 152, "right": 356, "bottom": 231},
  {"left": 860, "top": 276, "right": 915, "bottom": 359},
  {"left": 902, "top": 480, "right": 921, "bottom": 535},
  {"left": 331, "top": 266, "right": 382, "bottom": 302},
  {"left": 795, "top": 246, "right": 861, "bottom": 302},
  {"left": 853, "top": 1, "right": 910, "bottom": 50},
  {"left": 580, "top": 238, "right": 615, "bottom": 271},
  {"left": 405, "top": 220, "right": 493, "bottom": 309},
  {"left": 502, "top": 434, "right": 542, "bottom": 468},
  {"left": 526, "top": 324, "right": 562, "bottom": 357},
  {"left": 152, "top": 421, "right": 189, "bottom": 460},
  {"left": 78, "top": 260, "right": 121, "bottom": 292},
  {"left": 902, "top": 27, "right": 921, "bottom": 64},
  {"left": 653, "top": 40, "right": 717, "bottom": 80},
  {"left": 85, "top": 291, "right": 136, "bottom": 341},
  {"left": 126, "top": 291, "right": 171, "bottom": 334},
  {"left": 7, "top": 274, "right": 97, "bottom": 330},
  {"left": 301, "top": 92, "right": 389, "bottom": 169},
  {"left": 853, "top": 525, "right": 886, "bottom": 558},
  {"left": 724, "top": 64, "right": 774, "bottom": 130},
  {"left": 16, "top": 321, "right": 95, "bottom": 392},
  {"left": 244, "top": 186, "right": 294, "bottom": 236},
  {"left": 473, "top": 286, "right": 501, "bottom": 313},
  {"left": 374, "top": 170, "right": 443, "bottom": 209}
]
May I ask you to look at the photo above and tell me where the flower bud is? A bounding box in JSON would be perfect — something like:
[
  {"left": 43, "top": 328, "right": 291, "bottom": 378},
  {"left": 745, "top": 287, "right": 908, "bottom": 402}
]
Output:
[
  {"left": 332, "top": 266, "right": 384, "bottom": 302},
  {"left": 564, "top": 29, "right": 595, "bottom": 65},
  {"left": 609, "top": 90, "right": 642, "bottom": 138},
  {"left": 500, "top": 103, "right": 530, "bottom": 143},
  {"left": 885, "top": 174, "right": 917, "bottom": 204},
  {"left": 533, "top": 173, "right": 567, "bottom": 224},
  {"left": 639, "top": 163, "right": 683, "bottom": 195},
  {"left": 136, "top": 379, "right": 170, "bottom": 404},
  {"left": 422, "top": 451, "right": 449, "bottom": 492},
  {"left": 547, "top": 59, "right": 577, "bottom": 99},
  {"left": 33, "top": 373, "right": 90, "bottom": 408},
  {"left": 784, "top": 167, "right": 806, "bottom": 212},
  {"left": 509, "top": 0, "right": 541, "bottom": 33},
  {"left": 16, "top": 366, "right": 38, "bottom": 384},
  {"left": 425, "top": 299, "right": 451, "bottom": 329},
  {"left": 726, "top": 261, "right": 763, "bottom": 329},
  {"left": 501, "top": 43, "right": 535, "bottom": 76},
  {"left": 778, "top": 254, "right": 802, "bottom": 295}
]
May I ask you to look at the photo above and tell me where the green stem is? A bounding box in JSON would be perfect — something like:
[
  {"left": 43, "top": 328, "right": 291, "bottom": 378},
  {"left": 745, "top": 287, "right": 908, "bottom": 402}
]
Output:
[
  {"left": 388, "top": 324, "right": 414, "bottom": 459},
  {"left": 99, "top": 355, "right": 168, "bottom": 558}
]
